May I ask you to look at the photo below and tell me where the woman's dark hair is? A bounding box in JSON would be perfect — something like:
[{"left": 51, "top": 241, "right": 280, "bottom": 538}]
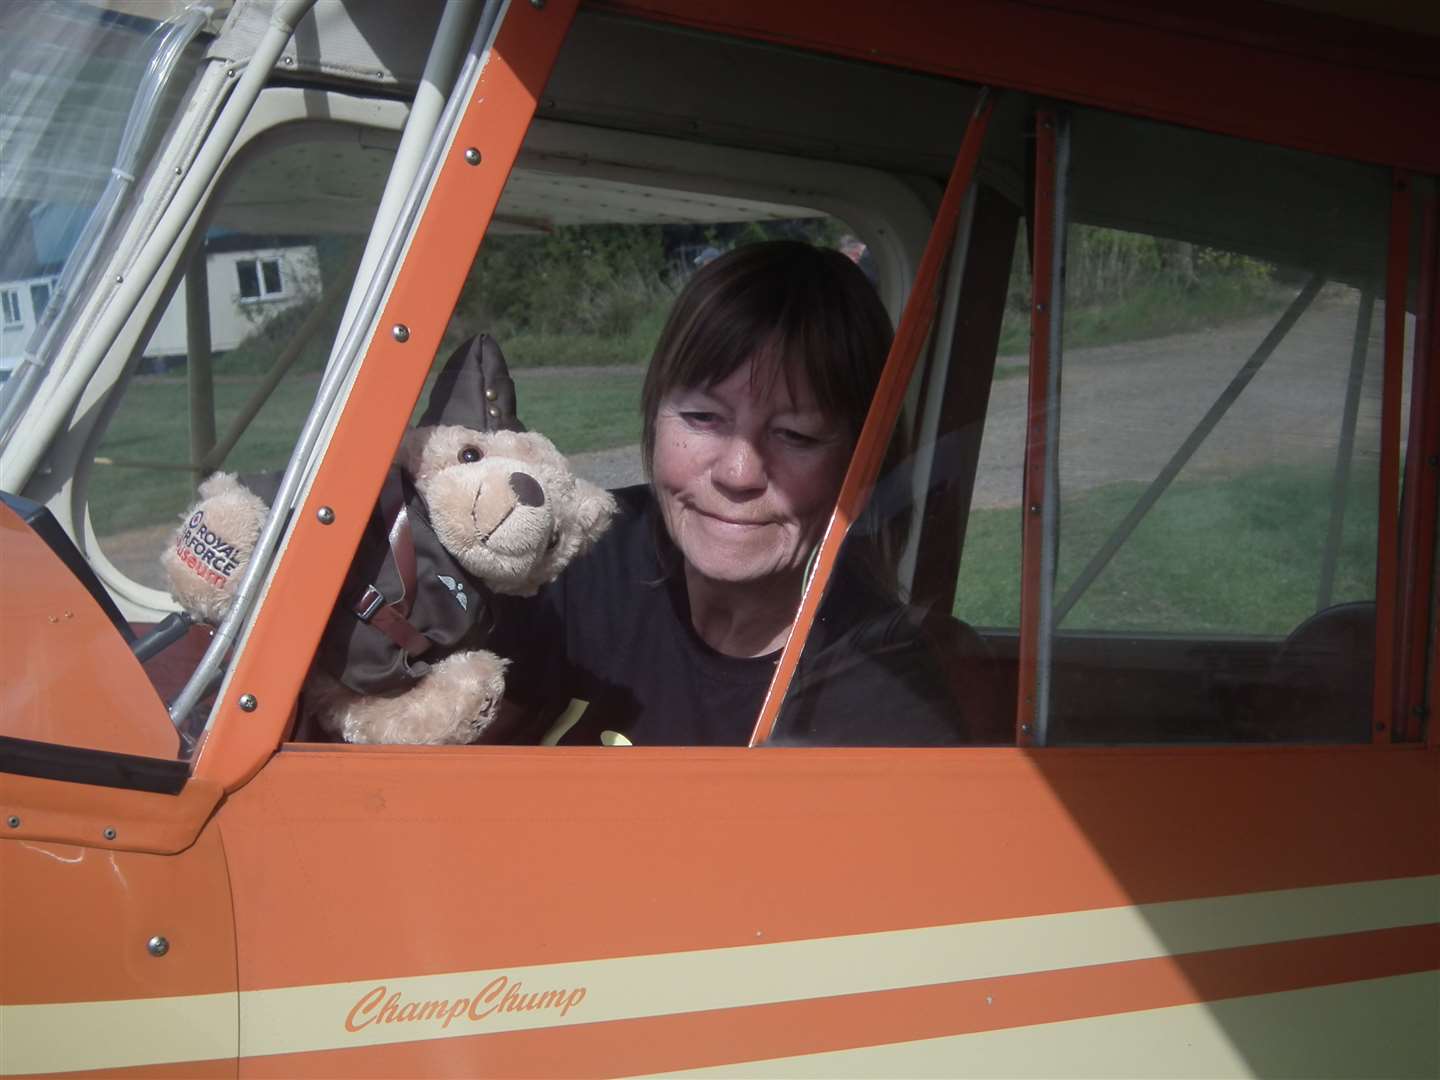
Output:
[{"left": 640, "top": 240, "right": 893, "bottom": 473}]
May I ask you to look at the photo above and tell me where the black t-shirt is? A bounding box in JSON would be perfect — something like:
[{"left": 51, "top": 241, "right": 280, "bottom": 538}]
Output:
[{"left": 492, "top": 486, "right": 966, "bottom": 746}]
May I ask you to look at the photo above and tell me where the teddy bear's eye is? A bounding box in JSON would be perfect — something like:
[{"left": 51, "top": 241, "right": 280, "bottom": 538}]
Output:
[{"left": 459, "top": 446, "right": 483, "bottom": 464}]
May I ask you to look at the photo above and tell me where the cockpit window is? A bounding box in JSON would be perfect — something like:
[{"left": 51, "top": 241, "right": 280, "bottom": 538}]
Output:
[{"left": 0, "top": 2, "right": 205, "bottom": 403}]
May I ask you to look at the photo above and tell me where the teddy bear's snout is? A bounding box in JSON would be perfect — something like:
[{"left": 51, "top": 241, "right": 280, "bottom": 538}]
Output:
[{"left": 465, "top": 467, "right": 550, "bottom": 548}]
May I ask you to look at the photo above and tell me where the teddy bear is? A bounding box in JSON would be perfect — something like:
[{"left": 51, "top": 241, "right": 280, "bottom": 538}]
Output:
[{"left": 161, "top": 334, "right": 616, "bottom": 744}]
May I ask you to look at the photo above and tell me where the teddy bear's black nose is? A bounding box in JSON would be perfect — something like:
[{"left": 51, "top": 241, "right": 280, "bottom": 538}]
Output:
[{"left": 509, "top": 472, "right": 545, "bottom": 507}]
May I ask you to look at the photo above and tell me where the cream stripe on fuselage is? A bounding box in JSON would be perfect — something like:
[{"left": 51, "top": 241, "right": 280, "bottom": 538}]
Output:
[
  {"left": 3, "top": 875, "right": 1436, "bottom": 1074},
  {"left": 649, "top": 971, "right": 1440, "bottom": 1079}
]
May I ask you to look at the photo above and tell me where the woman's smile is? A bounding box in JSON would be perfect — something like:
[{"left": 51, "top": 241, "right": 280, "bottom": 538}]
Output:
[{"left": 690, "top": 506, "right": 772, "bottom": 529}]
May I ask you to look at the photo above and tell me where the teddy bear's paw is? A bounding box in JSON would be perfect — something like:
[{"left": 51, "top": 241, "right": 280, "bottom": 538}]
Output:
[
  {"left": 326, "top": 649, "right": 508, "bottom": 745},
  {"left": 411, "top": 649, "right": 509, "bottom": 743},
  {"left": 160, "top": 472, "right": 270, "bottom": 624}
]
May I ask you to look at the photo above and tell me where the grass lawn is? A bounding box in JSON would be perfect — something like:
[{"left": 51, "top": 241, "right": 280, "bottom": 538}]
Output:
[
  {"left": 91, "top": 369, "right": 644, "bottom": 537},
  {"left": 955, "top": 463, "right": 1377, "bottom": 635}
]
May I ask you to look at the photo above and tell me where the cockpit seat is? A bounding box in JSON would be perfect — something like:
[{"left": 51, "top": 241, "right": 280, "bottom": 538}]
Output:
[{"left": 1267, "top": 600, "right": 1375, "bottom": 743}]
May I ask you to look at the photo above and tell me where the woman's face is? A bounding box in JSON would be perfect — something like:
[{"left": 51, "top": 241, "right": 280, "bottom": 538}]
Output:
[{"left": 651, "top": 359, "right": 852, "bottom": 589}]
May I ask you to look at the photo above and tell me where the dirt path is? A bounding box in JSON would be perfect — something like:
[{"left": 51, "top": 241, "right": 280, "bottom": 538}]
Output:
[
  {"left": 972, "top": 291, "right": 1398, "bottom": 509},
  {"left": 101, "top": 291, "right": 1402, "bottom": 590}
]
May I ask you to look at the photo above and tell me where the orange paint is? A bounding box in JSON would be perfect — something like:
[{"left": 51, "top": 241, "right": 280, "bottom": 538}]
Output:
[
  {"left": 1374, "top": 172, "right": 1411, "bottom": 743},
  {"left": 0, "top": 823, "right": 235, "bottom": 1007},
  {"left": 35, "top": 1064, "right": 236, "bottom": 1080},
  {"left": 0, "top": 771, "right": 221, "bottom": 855},
  {"left": 1398, "top": 193, "right": 1438, "bottom": 744},
  {"left": 0, "top": 504, "right": 176, "bottom": 759},
  {"left": 215, "top": 745, "right": 1437, "bottom": 992}
]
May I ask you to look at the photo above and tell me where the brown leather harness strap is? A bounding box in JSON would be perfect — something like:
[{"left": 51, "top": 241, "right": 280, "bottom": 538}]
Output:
[
  {"left": 384, "top": 487, "right": 419, "bottom": 612},
  {"left": 366, "top": 601, "right": 433, "bottom": 658},
  {"left": 352, "top": 474, "right": 435, "bottom": 658}
]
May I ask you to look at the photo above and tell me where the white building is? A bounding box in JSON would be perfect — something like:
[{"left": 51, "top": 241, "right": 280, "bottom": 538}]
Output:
[
  {"left": 144, "top": 241, "right": 320, "bottom": 362},
  {"left": 0, "top": 240, "right": 319, "bottom": 377},
  {"left": 0, "top": 274, "right": 59, "bottom": 376}
]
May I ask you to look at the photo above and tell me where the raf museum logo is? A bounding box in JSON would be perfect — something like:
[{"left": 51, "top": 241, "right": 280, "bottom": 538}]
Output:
[{"left": 174, "top": 508, "right": 241, "bottom": 589}]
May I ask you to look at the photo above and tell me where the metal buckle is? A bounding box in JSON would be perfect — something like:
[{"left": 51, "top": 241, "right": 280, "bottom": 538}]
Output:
[{"left": 354, "top": 586, "right": 384, "bottom": 622}]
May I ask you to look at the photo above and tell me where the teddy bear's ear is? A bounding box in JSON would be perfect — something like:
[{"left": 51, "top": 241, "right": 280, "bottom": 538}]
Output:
[
  {"left": 196, "top": 471, "right": 245, "bottom": 500},
  {"left": 569, "top": 479, "right": 618, "bottom": 550},
  {"left": 397, "top": 426, "right": 436, "bottom": 483}
]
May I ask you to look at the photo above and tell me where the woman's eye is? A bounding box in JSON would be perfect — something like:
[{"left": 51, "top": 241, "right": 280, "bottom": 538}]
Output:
[
  {"left": 459, "top": 446, "right": 483, "bottom": 463},
  {"left": 776, "top": 428, "right": 821, "bottom": 448},
  {"left": 680, "top": 411, "right": 720, "bottom": 427}
]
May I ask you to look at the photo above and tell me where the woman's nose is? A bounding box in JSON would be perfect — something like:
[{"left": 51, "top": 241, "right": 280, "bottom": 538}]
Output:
[{"left": 713, "top": 433, "right": 766, "bottom": 492}]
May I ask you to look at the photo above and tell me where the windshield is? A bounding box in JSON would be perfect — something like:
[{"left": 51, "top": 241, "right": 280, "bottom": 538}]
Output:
[{"left": 0, "top": 2, "right": 205, "bottom": 390}]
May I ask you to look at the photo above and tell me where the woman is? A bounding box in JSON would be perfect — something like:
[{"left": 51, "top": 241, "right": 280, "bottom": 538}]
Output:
[{"left": 496, "top": 240, "right": 961, "bottom": 746}]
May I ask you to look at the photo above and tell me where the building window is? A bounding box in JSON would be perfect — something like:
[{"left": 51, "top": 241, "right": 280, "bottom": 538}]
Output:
[
  {"left": 236, "top": 257, "right": 285, "bottom": 301},
  {"left": 29, "top": 282, "right": 51, "bottom": 320},
  {"left": 1, "top": 289, "right": 21, "bottom": 326}
]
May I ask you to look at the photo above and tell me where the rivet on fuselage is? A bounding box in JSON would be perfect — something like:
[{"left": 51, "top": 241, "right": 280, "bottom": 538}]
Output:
[
  {"left": 316, "top": 506, "right": 335, "bottom": 525},
  {"left": 147, "top": 936, "right": 170, "bottom": 957},
  {"left": 239, "top": 693, "right": 258, "bottom": 712},
  {"left": 392, "top": 324, "right": 411, "bottom": 343}
]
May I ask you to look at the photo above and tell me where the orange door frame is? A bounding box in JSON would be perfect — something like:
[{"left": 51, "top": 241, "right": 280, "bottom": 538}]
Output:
[{"left": 193, "top": 0, "right": 581, "bottom": 792}]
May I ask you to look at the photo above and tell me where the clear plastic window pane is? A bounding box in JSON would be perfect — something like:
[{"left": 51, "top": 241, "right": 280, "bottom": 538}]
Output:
[
  {"left": 90, "top": 125, "right": 380, "bottom": 591},
  {"left": 1047, "top": 107, "right": 1395, "bottom": 744},
  {"left": 771, "top": 184, "right": 1025, "bottom": 747},
  {"left": 236, "top": 260, "right": 260, "bottom": 300},
  {"left": 261, "top": 258, "right": 283, "bottom": 296},
  {"left": 0, "top": 3, "right": 201, "bottom": 382}
]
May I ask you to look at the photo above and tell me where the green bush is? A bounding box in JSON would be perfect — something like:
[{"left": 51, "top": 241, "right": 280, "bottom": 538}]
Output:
[
  {"left": 443, "top": 218, "right": 847, "bottom": 368},
  {"left": 997, "top": 226, "right": 1284, "bottom": 356},
  {"left": 451, "top": 225, "right": 674, "bottom": 345}
]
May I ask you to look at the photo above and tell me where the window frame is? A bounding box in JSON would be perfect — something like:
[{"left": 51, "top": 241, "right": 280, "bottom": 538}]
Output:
[
  {"left": 190, "top": 0, "right": 579, "bottom": 790},
  {"left": 186, "top": 2, "right": 1440, "bottom": 789},
  {"left": 235, "top": 254, "right": 286, "bottom": 302},
  {"left": 1, "top": 289, "right": 22, "bottom": 327},
  {"left": 28, "top": 281, "right": 52, "bottom": 321},
  {"left": 1013, "top": 107, "right": 1428, "bottom": 749}
]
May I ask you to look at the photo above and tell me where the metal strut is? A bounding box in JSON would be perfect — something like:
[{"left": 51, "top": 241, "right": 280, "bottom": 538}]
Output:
[
  {"left": 1316, "top": 287, "right": 1375, "bottom": 611},
  {"left": 1052, "top": 273, "right": 1325, "bottom": 625}
]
